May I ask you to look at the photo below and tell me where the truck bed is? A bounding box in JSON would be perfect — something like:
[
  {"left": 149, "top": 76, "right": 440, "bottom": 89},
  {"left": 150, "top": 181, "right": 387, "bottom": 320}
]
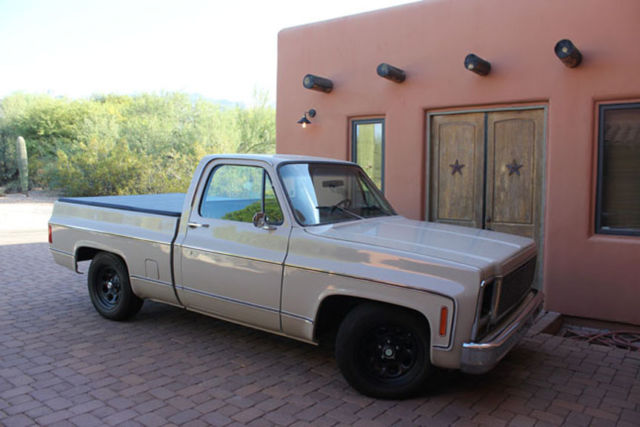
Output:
[
  {"left": 58, "top": 193, "right": 185, "bottom": 217},
  {"left": 50, "top": 193, "right": 184, "bottom": 305}
]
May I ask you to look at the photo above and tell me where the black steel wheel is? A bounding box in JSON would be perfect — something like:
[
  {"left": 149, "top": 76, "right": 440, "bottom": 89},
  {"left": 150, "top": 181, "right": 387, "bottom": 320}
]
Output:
[
  {"left": 361, "top": 324, "right": 419, "bottom": 380},
  {"left": 335, "top": 303, "right": 432, "bottom": 398},
  {"left": 87, "top": 252, "right": 143, "bottom": 320}
]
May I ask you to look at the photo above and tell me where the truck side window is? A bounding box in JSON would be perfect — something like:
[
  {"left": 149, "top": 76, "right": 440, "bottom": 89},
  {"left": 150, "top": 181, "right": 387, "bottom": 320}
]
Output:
[{"left": 199, "top": 165, "right": 283, "bottom": 224}]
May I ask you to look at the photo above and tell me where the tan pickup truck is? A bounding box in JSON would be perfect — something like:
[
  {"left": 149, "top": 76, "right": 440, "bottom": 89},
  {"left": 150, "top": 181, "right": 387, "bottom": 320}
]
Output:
[{"left": 49, "top": 154, "right": 542, "bottom": 398}]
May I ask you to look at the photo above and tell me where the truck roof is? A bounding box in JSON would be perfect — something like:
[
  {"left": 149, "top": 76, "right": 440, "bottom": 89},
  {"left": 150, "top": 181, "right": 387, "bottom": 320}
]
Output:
[{"left": 202, "top": 153, "right": 354, "bottom": 166}]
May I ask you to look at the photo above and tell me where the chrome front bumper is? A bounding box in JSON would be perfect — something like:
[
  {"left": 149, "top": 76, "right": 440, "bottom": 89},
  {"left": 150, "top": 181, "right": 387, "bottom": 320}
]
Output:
[{"left": 460, "top": 291, "right": 544, "bottom": 374}]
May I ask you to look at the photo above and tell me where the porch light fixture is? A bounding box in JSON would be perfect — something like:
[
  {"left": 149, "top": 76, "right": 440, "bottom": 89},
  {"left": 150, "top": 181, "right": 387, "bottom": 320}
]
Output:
[
  {"left": 297, "top": 109, "right": 316, "bottom": 128},
  {"left": 554, "top": 39, "right": 582, "bottom": 68},
  {"left": 464, "top": 54, "right": 491, "bottom": 76},
  {"left": 303, "top": 74, "right": 333, "bottom": 93},
  {"left": 377, "top": 63, "right": 406, "bottom": 83}
]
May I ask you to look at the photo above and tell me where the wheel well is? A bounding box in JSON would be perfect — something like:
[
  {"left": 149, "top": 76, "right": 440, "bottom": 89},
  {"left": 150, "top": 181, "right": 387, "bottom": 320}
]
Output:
[
  {"left": 76, "top": 249, "right": 129, "bottom": 277},
  {"left": 75, "top": 247, "right": 101, "bottom": 262},
  {"left": 314, "top": 295, "right": 431, "bottom": 345}
]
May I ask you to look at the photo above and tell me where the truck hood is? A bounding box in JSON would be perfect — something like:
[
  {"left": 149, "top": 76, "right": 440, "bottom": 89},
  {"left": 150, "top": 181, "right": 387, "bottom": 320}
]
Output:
[{"left": 304, "top": 216, "right": 536, "bottom": 273}]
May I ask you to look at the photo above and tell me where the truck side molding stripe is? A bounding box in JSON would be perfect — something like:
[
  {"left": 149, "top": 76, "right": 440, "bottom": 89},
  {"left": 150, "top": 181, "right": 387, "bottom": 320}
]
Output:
[
  {"left": 130, "top": 275, "right": 173, "bottom": 288},
  {"left": 130, "top": 276, "right": 315, "bottom": 324},
  {"left": 281, "top": 311, "right": 314, "bottom": 324},
  {"left": 176, "top": 284, "right": 280, "bottom": 314},
  {"left": 50, "top": 223, "right": 174, "bottom": 246},
  {"left": 50, "top": 248, "right": 73, "bottom": 257},
  {"left": 179, "top": 244, "right": 283, "bottom": 267}
]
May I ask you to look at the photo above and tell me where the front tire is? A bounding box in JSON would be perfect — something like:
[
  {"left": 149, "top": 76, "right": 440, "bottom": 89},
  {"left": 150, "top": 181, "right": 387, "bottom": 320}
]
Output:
[
  {"left": 87, "top": 252, "right": 143, "bottom": 320},
  {"left": 335, "top": 303, "right": 432, "bottom": 398}
]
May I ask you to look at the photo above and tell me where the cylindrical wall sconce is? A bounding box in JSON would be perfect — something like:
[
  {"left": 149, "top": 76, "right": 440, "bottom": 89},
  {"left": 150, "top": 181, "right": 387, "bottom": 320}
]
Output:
[
  {"left": 377, "top": 63, "right": 406, "bottom": 83},
  {"left": 554, "top": 39, "right": 582, "bottom": 68},
  {"left": 464, "top": 54, "right": 491, "bottom": 76},
  {"left": 303, "top": 74, "right": 333, "bottom": 93}
]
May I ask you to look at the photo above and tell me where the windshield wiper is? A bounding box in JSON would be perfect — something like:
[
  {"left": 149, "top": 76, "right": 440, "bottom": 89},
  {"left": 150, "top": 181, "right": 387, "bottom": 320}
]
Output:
[
  {"left": 362, "top": 205, "right": 392, "bottom": 217},
  {"left": 316, "top": 205, "right": 364, "bottom": 220}
]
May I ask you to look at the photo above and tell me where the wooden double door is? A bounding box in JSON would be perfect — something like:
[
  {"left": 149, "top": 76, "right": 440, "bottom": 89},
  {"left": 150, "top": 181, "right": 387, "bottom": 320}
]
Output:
[{"left": 429, "top": 109, "right": 545, "bottom": 243}]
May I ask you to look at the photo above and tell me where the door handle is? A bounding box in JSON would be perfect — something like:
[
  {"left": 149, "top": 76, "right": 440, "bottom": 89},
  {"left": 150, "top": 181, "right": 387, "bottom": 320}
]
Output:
[{"left": 187, "top": 222, "right": 209, "bottom": 228}]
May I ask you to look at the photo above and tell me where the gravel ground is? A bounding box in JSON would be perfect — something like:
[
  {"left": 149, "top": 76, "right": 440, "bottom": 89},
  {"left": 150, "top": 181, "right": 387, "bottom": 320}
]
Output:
[{"left": 0, "top": 192, "right": 57, "bottom": 245}]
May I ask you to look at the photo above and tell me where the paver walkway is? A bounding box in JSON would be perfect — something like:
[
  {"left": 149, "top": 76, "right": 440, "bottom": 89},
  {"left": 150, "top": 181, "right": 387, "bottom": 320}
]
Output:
[{"left": 0, "top": 198, "right": 639, "bottom": 426}]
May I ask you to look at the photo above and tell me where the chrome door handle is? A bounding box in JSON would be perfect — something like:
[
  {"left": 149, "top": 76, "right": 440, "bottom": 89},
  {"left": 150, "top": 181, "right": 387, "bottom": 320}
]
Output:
[{"left": 187, "top": 222, "right": 209, "bottom": 228}]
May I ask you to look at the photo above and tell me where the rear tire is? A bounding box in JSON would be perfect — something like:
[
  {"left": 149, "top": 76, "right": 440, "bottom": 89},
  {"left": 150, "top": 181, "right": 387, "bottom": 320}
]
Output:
[
  {"left": 335, "top": 303, "right": 432, "bottom": 398},
  {"left": 87, "top": 252, "right": 143, "bottom": 320}
]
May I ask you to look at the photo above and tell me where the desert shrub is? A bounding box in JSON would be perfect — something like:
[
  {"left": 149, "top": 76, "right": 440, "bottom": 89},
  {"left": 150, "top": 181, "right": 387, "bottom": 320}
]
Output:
[
  {"left": 222, "top": 197, "right": 284, "bottom": 224},
  {"left": 0, "top": 91, "right": 275, "bottom": 195}
]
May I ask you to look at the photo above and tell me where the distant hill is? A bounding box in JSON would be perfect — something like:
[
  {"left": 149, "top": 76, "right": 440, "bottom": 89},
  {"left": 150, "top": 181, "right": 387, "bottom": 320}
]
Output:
[{"left": 188, "top": 94, "right": 244, "bottom": 109}]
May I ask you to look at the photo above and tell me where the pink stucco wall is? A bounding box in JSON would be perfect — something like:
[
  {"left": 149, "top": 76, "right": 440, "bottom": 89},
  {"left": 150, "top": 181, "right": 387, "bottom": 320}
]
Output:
[{"left": 276, "top": 0, "right": 640, "bottom": 325}]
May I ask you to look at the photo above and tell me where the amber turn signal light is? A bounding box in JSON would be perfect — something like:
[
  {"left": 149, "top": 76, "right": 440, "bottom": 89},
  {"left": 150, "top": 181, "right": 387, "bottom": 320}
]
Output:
[{"left": 439, "top": 306, "right": 448, "bottom": 336}]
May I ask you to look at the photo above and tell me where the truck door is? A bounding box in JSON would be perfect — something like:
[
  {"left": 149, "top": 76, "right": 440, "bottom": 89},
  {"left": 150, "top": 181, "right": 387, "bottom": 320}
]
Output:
[{"left": 176, "top": 160, "right": 290, "bottom": 331}]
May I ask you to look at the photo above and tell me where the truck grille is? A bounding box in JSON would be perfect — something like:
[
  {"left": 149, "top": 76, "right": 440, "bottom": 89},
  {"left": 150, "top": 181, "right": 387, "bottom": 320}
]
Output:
[{"left": 496, "top": 257, "right": 536, "bottom": 319}]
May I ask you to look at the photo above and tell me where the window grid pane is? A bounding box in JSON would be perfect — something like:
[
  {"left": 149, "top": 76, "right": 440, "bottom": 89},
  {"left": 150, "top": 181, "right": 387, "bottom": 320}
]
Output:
[
  {"left": 597, "top": 104, "right": 640, "bottom": 235},
  {"left": 352, "top": 119, "right": 384, "bottom": 191}
]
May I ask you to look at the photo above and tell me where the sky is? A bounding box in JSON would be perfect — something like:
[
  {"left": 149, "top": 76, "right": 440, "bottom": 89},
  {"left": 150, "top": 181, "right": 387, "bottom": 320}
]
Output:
[{"left": 0, "top": 0, "right": 415, "bottom": 105}]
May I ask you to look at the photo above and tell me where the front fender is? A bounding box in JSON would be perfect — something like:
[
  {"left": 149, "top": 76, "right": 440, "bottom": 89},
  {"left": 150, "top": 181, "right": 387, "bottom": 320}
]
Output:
[{"left": 280, "top": 266, "right": 456, "bottom": 361}]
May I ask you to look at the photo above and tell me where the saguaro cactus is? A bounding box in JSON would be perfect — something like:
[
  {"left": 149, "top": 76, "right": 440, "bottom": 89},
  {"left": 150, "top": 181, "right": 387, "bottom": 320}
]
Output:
[{"left": 16, "top": 136, "right": 28, "bottom": 194}]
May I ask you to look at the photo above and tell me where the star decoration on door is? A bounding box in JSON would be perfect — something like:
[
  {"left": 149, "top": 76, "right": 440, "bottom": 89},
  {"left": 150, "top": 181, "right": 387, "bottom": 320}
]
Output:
[
  {"left": 449, "top": 159, "right": 465, "bottom": 176},
  {"left": 506, "top": 159, "right": 523, "bottom": 176}
]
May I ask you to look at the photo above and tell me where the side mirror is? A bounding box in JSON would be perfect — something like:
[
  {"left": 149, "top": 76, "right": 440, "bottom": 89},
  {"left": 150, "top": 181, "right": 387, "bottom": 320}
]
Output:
[{"left": 252, "top": 212, "right": 276, "bottom": 231}]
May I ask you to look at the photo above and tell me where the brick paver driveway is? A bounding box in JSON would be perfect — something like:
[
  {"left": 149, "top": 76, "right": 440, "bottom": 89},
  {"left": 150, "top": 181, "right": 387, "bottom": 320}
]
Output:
[{"left": 1, "top": 200, "right": 639, "bottom": 426}]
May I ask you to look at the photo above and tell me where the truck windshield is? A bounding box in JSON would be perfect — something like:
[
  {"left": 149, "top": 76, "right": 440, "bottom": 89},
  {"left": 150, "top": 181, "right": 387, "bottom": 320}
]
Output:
[{"left": 278, "top": 163, "right": 396, "bottom": 226}]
